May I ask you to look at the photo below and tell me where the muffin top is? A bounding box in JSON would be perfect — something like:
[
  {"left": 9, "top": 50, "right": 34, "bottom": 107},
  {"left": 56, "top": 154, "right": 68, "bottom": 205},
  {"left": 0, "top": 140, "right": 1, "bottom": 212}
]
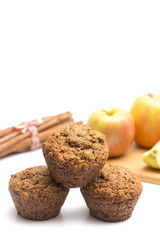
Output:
[
  {"left": 81, "top": 164, "right": 142, "bottom": 201},
  {"left": 42, "top": 123, "right": 109, "bottom": 170},
  {"left": 9, "top": 166, "right": 67, "bottom": 199}
]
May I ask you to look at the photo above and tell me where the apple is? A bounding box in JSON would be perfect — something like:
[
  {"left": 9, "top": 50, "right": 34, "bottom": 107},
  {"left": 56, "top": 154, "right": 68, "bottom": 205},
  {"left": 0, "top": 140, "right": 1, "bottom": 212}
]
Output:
[
  {"left": 87, "top": 108, "right": 135, "bottom": 157},
  {"left": 130, "top": 93, "right": 160, "bottom": 148},
  {"left": 142, "top": 141, "right": 160, "bottom": 169}
]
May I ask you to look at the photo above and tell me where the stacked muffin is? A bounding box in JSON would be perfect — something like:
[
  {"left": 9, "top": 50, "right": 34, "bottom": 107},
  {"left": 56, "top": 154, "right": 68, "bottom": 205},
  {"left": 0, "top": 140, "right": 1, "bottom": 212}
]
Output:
[
  {"left": 81, "top": 165, "right": 142, "bottom": 222},
  {"left": 9, "top": 123, "right": 142, "bottom": 221},
  {"left": 9, "top": 166, "right": 69, "bottom": 220}
]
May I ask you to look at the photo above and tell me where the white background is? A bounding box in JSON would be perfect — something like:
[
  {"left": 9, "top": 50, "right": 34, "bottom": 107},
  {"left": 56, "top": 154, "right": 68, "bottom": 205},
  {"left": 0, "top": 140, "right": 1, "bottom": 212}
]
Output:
[{"left": 0, "top": 1, "right": 160, "bottom": 240}]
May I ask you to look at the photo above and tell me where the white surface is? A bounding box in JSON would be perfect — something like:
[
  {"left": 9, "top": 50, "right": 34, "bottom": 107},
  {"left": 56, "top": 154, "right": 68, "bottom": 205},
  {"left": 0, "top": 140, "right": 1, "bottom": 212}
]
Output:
[{"left": 0, "top": 1, "right": 160, "bottom": 239}]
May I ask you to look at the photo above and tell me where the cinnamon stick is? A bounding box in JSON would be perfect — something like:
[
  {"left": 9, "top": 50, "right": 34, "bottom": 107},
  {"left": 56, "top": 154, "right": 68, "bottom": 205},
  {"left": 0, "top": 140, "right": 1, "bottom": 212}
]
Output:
[
  {"left": 0, "top": 119, "right": 76, "bottom": 158},
  {"left": 0, "top": 116, "right": 52, "bottom": 144},
  {"left": 0, "top": 131, "right": 20, "bottom": 144},
  {"left": 0, "top": 127, "right": 14, "bottom": 138},
  {"left": 0, "top": 113, "right": 70, "bottom": 145},
  {"left": 37, "top": 111, "right": 72, "bottom": 132},
  {"left": 0, "top": 111, "right": 72, "bottom": 153}
]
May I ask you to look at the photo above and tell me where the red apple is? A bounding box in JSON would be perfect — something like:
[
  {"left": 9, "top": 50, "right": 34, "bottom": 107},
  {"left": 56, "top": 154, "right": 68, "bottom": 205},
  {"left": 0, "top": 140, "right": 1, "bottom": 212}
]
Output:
[
  {"left": 87, "top": 108, "right": 135, "bottom": 157},
  {"left": 130, "top": 93, "right": 160, "bottom": 148}
]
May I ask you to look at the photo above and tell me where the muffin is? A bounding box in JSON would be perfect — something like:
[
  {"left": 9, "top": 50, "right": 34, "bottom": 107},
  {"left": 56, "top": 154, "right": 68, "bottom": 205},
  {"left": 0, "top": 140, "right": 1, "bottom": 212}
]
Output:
[
  {"left": 81, "top": 164, "right": 142, "bottom": 222},
  {"left": 42, "top": 123, "right": 109, "bottom": 188},
  {"left": 9, "top": 166, "right": 69, "bottom": 220}
]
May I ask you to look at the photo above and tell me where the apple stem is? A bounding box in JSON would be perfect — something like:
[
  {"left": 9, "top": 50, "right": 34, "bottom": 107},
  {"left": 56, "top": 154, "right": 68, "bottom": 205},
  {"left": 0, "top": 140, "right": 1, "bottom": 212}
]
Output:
[
  {"left": 146, "top": 93, "right": 153, "bottom": 98},
  {"left": 102, "top": 109, "right": 113, "bottom": 116}
]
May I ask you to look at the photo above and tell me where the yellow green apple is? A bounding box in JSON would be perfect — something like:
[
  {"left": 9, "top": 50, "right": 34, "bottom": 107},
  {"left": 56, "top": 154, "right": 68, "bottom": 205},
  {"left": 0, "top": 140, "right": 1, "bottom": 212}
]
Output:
[
  {"left": 130, "top": 93, "right": 160, "bottom": 148},
  {"left": 87, "top": 108, "right": 135, "bottom": 157},
  {"left": 142, "top": 141, "right": 160, "bottom": 169}
]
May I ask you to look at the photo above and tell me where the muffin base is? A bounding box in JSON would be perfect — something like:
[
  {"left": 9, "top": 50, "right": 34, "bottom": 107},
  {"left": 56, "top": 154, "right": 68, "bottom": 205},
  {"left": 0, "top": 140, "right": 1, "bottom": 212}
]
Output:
[
  {"left": 89, "top": 198, "right": 138, "bottom": 222},
  {"left": 45, "top": 157, "right": 105, "bottom": 188},
  {"left": 9, "top": 189, "right": 69, "bottom": 221}
]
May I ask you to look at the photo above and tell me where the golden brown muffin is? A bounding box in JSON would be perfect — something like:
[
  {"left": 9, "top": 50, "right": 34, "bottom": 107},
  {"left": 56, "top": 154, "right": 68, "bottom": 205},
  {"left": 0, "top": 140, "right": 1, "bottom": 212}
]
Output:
[
  {"left": 42, "top": 123, "right": 109, "bottom": 188},
  {"left": 81, "top": 164, "right": 142, "bottom": 222},
  {"left": 9, "top": 166, "right": 69, "bottom": 220}
]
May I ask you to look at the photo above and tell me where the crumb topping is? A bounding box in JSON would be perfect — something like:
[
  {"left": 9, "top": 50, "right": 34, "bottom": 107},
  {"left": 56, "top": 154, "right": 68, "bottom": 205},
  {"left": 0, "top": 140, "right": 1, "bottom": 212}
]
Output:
[
  {"left": 82, "top": 165, "right": 142, "bottom": 200},
  {"left": 9, "top": 166, "right": 67, "bottom": 198}
]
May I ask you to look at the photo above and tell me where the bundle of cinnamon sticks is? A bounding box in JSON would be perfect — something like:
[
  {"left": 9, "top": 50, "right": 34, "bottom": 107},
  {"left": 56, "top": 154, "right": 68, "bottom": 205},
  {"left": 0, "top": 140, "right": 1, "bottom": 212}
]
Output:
[{"left": 0, "top": 111, "right": 78, "bottom": 158}]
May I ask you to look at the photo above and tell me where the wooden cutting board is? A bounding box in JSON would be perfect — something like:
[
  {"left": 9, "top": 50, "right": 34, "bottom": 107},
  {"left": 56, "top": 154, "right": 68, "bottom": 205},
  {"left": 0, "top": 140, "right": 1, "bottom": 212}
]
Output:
[{"left": 107, "top": 143, "right": 160, "bottom": 185}]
